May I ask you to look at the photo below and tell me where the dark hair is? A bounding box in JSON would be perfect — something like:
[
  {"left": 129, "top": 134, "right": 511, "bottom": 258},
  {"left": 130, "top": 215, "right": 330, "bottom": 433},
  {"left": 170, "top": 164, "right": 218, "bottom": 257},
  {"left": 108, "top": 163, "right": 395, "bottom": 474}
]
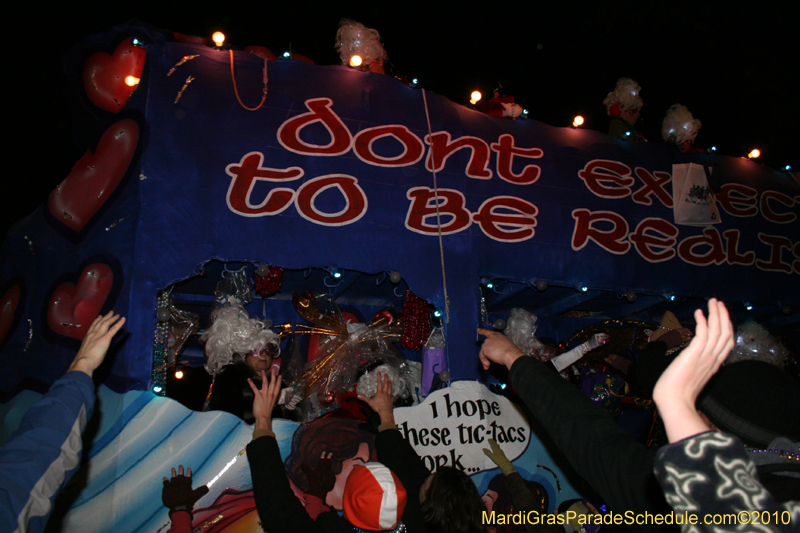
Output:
[
  {"left": 285, "top": 417, "right": 376, "bottom": 492},
  {"left": 422, "top": 467, "right": 485, "bottom": 533},
  {"left": 485, "top": 474, "right": 548, "bottom": 532}
]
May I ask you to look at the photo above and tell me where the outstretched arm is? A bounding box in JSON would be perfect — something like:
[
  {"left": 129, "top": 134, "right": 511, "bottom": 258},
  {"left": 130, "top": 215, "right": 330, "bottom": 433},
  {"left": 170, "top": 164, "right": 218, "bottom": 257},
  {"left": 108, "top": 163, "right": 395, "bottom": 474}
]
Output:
[
  {"left": 652, "top": 298, "right": 734, "bottom": 443},
  {"left": 248, "top": 370, "right": 281, "bottom": 435},
  {"left": 162, "top": 465, "right": 209, "bottom": 533},
  {"left": 67, "top": 312, "right": 126, "bottom": 378}
]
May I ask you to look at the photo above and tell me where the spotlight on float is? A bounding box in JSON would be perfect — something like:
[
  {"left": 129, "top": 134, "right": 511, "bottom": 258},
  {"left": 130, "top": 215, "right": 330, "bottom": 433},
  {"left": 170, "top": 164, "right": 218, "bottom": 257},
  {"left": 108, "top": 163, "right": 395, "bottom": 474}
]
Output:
[
  {"left": 625, "top": 290, "right": 637, "bottom": 303},
  {"left": 663, "top": 292, "right": 676, "bottom": 302},
  {"left": 212, "top": 32, "right": 225, "bottom": 47},
  {"left": 747, "top": 149, "right": 761, "bottom": 159},
  {"left": 784, "top": 164, "right": 792, "bottom": 171},
  {"left": 152, "top": 384, "right": 163, "bottom": 394},
  {"left": 132, "top": 38, "right": 142, "bottom": 46},
  {"left": 744, "top": 301, "right": 753, "bottom": 311},
  {"left": 175, "top": 369, "right": 184, "bottom": 379},
  {"left": 481, "top": 276, "right": 493, "bottom": 290},
  {"left": 412, "top": 78, "right": 419, "bottom": 86},
  {"left": 572, "top": 115, "right": 585, "bottom": 128},
  {"left": 331, "top": 267, "right": 343, "bottom": 279},
  {"left": 492, "top": 318, "right": 506, "bottom": 330},
  {"left": 708, "top": 146, "right": 718, "bottom": 152},
  {"left": 389, "top": 271, "right": 402, "bottom": 284},
  {"left": 433, "top": 309, "right": 443, "bottom": 318},
  {"left": 125, "top": 76, "right": 140, "bottom": 87},
  {"left": 282, "top": 51, "right": 290, "bottom": 59},
  {"left": 533, "top": 279, "right": 548, "bottom": 291},
  {"left": 522, "top": 109, "right": 529, "bottom": 116},
  {"left": 349, "top": 54, "right": 363, "bottom": 67},
  {"left": 470, "top": 91, "right": 482, "bottom": 105},
  {"left": 574, "top": 282, "right": 588, "bottom": 292}
]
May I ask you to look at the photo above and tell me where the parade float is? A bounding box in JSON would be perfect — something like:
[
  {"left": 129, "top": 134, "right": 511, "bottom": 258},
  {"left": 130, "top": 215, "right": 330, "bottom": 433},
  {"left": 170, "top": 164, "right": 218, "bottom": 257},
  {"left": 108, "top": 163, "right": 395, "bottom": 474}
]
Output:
[{"left": 1, "top": 21, "right": 798, "bottom": 532}]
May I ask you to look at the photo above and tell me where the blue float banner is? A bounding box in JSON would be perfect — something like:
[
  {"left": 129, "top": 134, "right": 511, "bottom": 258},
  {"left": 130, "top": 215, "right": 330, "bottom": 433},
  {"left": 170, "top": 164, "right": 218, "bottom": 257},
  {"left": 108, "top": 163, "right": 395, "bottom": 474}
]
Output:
[{"left": 1, "top": 34, "right": 798, "bottom": 395}]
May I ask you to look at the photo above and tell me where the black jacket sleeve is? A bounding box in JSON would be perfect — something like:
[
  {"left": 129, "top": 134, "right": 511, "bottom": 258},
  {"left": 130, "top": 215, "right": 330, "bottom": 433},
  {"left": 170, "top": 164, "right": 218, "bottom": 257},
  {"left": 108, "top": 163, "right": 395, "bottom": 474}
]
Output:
[
  {"left": 246, "top": 436, "right": 317, "bottom": 533},
  {"left": 509, "top": 357, "right": 674, "bottom": 532},
  {"left": 376, "top": 428, "right": 430, "bottom": 533}
]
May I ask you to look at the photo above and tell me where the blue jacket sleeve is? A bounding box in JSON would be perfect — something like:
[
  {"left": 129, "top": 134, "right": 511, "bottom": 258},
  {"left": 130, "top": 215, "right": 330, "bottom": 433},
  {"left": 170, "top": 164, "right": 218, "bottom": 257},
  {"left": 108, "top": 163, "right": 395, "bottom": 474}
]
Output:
[{"left": 0, "top": 371, "right": 96, "bottom": 533}]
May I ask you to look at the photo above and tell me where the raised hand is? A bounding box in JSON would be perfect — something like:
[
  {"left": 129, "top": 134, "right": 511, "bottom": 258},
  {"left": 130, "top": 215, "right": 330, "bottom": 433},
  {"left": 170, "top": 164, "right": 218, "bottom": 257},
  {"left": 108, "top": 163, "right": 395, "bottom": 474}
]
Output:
[
  {"left": 68, "top": 312, "right": 126, "bottom": 377},
  {"left": 357, "top": 372, "right": 396, "bottom": 427},
  {"left": 162, "top": 465, "right": 209, "bottom": 513},
  {"left": 653, "top": 299, "right": 735, "bottom": 443},
  {"left": 248, "top": 370, "right": 282, "bottom": 432},
  {"left": 477, "top": 328, "right": 525, "bottom": 370}
]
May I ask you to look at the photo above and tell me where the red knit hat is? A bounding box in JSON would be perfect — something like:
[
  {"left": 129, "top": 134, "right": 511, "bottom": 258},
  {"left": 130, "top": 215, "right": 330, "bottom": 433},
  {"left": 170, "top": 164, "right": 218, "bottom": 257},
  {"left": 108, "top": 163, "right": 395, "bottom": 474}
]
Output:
[{"left": 343, "top": 463, "right": 407, "bottom": 531}]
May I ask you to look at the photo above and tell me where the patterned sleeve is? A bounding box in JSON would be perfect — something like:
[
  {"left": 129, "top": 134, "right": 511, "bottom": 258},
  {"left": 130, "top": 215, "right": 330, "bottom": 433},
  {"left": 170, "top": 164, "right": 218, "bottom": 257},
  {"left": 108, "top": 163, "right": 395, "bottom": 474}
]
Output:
[{"left": 653, "top": 431, "right": 800, "bottom": 532}]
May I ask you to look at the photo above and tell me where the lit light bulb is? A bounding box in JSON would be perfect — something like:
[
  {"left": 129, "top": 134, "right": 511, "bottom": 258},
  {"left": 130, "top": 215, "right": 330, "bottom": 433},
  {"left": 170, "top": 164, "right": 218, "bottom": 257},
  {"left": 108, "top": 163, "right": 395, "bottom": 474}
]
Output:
[
  {"left": 433, "top": 309, "right": 442, "bottom": 318},
  {"left": 412, "top": 78, "right": 418, "bottom": 86},
  {"left": 783, "top": 164, "right": 792, "bottom": 171},
  {"left": 175, "top": 370, "right": 184, "bottom": 379},
  {"left": 349, "top": 55, "right": 363, "bottom": 67},
  {"left": 572, "top": 115, "right": 585, "bottom": 127},
  {"left": 748, "top": 149, "right": 761, "bottom": 159},
  {"left": 744, "top": 301, "right": 753, "bottom": 311},
  {"left": 125, "top": 76, "right": 140, "bottom": 87},
  {"left": 212, "top": 32, "right": 225, "bottom": 47},
  {"left": 152, "top": 384, "right": 163, "bottom": 394},
  {"left": 470, "top": 91, "right": 482, "bottom": 105},
  {"left": 283, "top": 51, "right": 290, "bottom": 58}
]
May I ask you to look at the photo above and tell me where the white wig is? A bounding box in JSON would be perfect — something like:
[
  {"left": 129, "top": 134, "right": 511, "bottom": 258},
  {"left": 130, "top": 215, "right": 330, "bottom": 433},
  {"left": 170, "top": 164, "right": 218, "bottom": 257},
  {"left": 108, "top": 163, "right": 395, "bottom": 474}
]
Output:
[
  {"left": 200, "top": 304, "right": 279, "bottom": 376},
  {"left": 335, "top": 19, "right": 387, "bottom": 67},
  {"left": 661, "top": 104, "right": 701, "bottom": 145},
  {"left": 603, "top": 77, "right": 643, "bottom": 114},
  {"left": 504, "top": 308, "right": 544, "bottom": 357}
]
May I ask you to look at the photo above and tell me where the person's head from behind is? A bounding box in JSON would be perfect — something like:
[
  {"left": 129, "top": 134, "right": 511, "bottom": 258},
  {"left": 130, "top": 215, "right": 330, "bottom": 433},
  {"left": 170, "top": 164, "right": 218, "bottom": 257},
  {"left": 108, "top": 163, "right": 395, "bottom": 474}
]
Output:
[
  {"left": 420, "top": 466, "right": 485, "bottom": 533},
  {"left": 343, "top": 463, "right": 407, "bottom": 532}
]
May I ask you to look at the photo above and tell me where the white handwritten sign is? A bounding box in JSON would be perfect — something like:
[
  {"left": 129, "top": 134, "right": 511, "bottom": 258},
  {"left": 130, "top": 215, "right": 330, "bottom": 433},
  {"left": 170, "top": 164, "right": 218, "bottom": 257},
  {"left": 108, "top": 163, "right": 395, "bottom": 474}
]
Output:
[{"left": 395, "top": 381, "right": 530, "bottom": 473}]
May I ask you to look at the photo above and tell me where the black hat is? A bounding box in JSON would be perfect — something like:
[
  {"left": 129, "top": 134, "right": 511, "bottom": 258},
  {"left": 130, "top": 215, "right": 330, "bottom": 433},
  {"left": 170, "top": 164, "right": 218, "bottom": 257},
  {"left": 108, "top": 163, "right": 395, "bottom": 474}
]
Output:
[{"left": 698, "top": 360, "right": 800, "bottom": 447}]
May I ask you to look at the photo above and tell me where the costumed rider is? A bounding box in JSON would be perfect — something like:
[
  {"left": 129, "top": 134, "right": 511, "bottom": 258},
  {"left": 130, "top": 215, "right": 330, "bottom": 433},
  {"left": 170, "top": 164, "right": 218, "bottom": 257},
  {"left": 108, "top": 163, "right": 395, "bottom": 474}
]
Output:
[
  {"left": 201, "top": 304, "right": 299, "bottom": 423},
  {"left": 336, "top": 18, "right": 388, "bottom": 74},
  {"left": 604, "top": 77, "right": 646, "bottom": 142},
  {"left": 661, "top": 104, "right": 702, "bottom": 153}
]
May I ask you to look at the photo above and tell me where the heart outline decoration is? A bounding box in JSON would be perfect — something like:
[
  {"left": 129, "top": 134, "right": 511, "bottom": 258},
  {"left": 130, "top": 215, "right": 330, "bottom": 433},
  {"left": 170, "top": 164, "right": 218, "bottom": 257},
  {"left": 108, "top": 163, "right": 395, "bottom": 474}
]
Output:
[
  {"left": 48, "top": 118, "right": 139, "bottom": 232},
  {"left": 83, "top": 38, "right": 146, "bottom": 113},
  {"left": 47, "top": 264, "right": 113, "bottom": 340}
]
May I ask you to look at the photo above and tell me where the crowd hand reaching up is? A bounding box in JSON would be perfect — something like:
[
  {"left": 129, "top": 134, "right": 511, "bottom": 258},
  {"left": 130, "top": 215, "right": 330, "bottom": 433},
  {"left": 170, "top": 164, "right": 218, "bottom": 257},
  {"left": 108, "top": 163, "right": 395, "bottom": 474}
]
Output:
[
  {"left": 357, "top": 372, "right": 396, "bottom": 427},
  {"left": 162, "top": 465, "right": 209, "bottom": 515},
  {"left": 482, "top": 438, "right": 515, "bottom": 475},
  {"left": 248, "top": 370, "right": 282, "bottom": 433},
  {"left": 477, "top": 329, "right": 526, "bottom": 371},
  {"left": 301, "top": 452, "right": 335, "bottom": 500},
  {"left": 652, "top": 299, "right": 734, "bottom": 443},
  {"left": 67, "top": 312, "right": 126, "bottom": 378}
]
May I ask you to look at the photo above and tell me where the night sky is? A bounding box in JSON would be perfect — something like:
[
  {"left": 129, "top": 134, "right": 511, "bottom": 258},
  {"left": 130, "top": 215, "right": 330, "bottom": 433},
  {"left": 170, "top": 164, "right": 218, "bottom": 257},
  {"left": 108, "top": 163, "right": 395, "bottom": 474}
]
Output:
[{"left": 4, "top": 2, "right": 798, "bottom": 239}]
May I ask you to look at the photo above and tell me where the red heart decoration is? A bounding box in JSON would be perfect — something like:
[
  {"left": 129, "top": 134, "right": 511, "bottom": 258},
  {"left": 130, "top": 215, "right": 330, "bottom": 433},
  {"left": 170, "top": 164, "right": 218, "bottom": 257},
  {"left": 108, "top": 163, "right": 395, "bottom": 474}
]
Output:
[
  {"left": 83, "top": 38, "right": 146, "bottom": 113},
  {"left": 48, "top": 118, "right": 139, "bottom": 232},
  {"left": 48, "top": 264, "right": 113, "bottom": 340},
  {"left": 0, "top": 284, "right": 21, "bottom": 346},
  {"left": 244, "top": 46, "right": 277, "bottom": 61}
]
